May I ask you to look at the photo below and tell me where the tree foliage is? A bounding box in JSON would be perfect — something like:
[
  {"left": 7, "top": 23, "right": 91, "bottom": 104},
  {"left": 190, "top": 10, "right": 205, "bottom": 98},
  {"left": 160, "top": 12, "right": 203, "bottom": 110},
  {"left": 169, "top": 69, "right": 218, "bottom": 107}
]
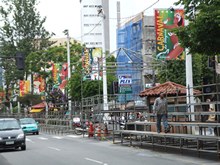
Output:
[
  {"left": 154, "top": 59, "right": 185, "bottom": 85},
  {"left": 69, "top": 55, "right": 117, "bottom": 101},
  {"left": 0, "top": 0, "right": 53, "bottom": 89},
  {"left": 154, "top": 53, "right": 213, "bottom": 86},
  {"left": 174, "top": 0, "right": 220, "bottom": 55},
  {"left": 25, "top": 41, "right": 84, "bottom": 100},
  {"left": 154, "top": 0, "right": 218, "bottom": 85}
]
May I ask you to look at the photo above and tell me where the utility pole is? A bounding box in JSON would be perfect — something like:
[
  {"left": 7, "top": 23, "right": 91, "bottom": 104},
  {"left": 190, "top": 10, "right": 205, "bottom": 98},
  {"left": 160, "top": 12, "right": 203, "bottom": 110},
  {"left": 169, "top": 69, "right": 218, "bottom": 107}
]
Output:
[
  {"left": 97, "top": 6, "right": 108, "bottom": 112},
  {"left": 185, "top": 49, "right": 195, "bottom": 134},
  {"left": 64, "top": 29, "right": 72, "bottom": 129},
  {"left": 185, "top": 17, "right": 195, "bottom": 134}
]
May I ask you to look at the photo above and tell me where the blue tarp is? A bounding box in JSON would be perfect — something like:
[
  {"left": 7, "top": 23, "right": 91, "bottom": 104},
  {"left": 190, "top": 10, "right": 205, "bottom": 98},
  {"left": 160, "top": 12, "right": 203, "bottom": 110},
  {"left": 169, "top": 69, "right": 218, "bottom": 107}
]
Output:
[{"left": 116, "top": 18, "right": 143, "bottom": 103}]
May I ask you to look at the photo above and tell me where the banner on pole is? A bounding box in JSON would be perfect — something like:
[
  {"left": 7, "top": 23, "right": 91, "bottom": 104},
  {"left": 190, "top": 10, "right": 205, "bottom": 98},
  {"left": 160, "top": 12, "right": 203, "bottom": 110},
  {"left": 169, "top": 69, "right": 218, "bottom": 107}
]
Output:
[
  {"left": 51, "top": 63, "right": 68, "bottom": 90},
  {"left": 82, "top": 47, "right": 102, "bottom": 80},
  {"left": 33, "top": 74, "right": 46, "bottom": 95},
  {"left": 155, "top": 9, "right": 185, "bottom": 60},
  {"left": 19, "top": 80, "right": 30, "bottom": 96}
]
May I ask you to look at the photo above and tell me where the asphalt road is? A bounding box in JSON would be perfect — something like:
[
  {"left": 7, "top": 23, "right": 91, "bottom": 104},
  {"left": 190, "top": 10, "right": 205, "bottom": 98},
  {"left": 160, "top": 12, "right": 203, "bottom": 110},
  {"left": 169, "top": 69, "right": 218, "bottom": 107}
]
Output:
[{"left": 0, "top": 133, "right": 219, "bottom": 165}]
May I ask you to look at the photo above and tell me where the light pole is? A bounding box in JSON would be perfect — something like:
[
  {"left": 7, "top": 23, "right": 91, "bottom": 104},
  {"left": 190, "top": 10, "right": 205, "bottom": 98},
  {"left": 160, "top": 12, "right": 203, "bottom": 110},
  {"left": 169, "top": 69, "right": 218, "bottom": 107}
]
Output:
[
  {"left": 63, "top": 29, "right": 72, "bottom": 129},
  {"left": 97, "top": 6, "right": 108, "bottom": 112}
]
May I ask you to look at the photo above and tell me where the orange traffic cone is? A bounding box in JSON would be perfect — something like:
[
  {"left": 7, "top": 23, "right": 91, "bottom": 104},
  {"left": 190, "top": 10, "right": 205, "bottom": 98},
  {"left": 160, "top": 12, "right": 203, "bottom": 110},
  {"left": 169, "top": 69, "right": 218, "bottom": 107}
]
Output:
[
  {"left": 88, "top": 122, "right": 94, "bottom": 138},
  {"left": 97, "top": 126, "right": 101, "bottom": 139}
]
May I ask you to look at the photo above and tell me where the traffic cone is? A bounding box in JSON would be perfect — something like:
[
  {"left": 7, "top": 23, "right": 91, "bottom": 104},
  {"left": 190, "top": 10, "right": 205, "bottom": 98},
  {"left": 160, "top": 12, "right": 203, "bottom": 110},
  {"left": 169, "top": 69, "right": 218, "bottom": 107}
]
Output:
[
  {"left": 88, "top": 122, "right": 94, "bottom": 138},
  {"left": 97, "top": 126, "right": 101, "bottom": 139}
]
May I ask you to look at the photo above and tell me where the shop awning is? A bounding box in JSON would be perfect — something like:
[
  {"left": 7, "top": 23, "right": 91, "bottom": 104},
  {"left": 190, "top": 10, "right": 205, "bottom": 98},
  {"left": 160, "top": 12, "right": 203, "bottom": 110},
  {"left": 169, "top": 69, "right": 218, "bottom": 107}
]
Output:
[
  {"left": 30, "top": 109, "right": 43, "bottom": 113},
  {"left": 31, "top": 102, "right": 46, "bottom": 109}
]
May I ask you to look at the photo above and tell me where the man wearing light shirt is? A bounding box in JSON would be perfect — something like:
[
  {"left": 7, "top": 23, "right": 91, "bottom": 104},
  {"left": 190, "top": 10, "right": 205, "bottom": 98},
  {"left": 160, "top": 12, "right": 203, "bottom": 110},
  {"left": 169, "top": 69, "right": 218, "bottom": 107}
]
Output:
[{"left": 153, "top": 93, "right": 170, "bottom": 133}]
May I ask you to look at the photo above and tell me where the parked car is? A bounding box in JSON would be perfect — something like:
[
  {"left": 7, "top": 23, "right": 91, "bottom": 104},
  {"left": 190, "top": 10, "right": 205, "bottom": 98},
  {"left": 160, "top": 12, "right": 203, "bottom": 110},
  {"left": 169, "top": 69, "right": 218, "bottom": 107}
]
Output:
[
  {"left": 0, "top": 118, "right": 26, "bottom": 150},
  {"left": 19, "top": 118, "right": 39, "bottom": 135}
]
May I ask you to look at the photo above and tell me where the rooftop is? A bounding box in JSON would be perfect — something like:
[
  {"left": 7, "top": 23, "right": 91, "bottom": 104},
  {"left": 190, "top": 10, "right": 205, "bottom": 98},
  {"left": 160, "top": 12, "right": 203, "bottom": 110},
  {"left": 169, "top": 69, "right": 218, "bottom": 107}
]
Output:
[{"left": 139, "top": 81, "right": 201, "bottom": 97}]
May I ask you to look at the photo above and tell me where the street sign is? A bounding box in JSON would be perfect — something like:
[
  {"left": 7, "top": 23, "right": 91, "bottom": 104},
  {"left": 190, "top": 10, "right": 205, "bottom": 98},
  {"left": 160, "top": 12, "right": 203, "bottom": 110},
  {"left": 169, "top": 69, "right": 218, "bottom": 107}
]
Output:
[
  {"left": 119, "top": 86, "right": 132, "bottom": 94},
  {"left": 118, "top": 74, "right": 132, "bottom": 86}
]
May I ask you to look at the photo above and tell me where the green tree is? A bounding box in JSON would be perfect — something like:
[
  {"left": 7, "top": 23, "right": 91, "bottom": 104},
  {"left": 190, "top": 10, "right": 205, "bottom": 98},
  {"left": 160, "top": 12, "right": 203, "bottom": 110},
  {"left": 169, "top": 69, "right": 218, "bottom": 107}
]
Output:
[
  {"left": 154, "top": 0, "right": 218, "bottom": 85},
  {"left": 69, "top": 55, "right": 117, "bottom": 101},
  {"left": 154, "top": 59, "right": 185, "bottom": 85},
  {"left": 154, "top": 53, "right": 213, "bottom": 86},
  {"left": 25, "top": 41, "right": 84, "bottom": 100},
  {"left": 0, "top": 0, "right": 53, "bottom": 97},
  {"left": 174, "top": 0, "right": 220, "bottom": 55}
]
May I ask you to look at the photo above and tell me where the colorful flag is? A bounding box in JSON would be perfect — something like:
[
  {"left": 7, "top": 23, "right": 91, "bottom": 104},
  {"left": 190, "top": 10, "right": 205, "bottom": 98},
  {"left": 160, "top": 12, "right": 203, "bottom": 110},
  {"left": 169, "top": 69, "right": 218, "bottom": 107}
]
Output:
[
  {"left": 33, "top": 74, "right": 45, "bottom": 94},
  {"left": 59, "top": 63, "right": 68, "bottom": 90},
  {"left": 51, "top": 63, "right": 68, "bottom": 90},
  {"left": 19, "top": 80, "right": 30, "bottom": 96},
  {"left": 82, "top": 47, "right": 102, "bottom": 80}
]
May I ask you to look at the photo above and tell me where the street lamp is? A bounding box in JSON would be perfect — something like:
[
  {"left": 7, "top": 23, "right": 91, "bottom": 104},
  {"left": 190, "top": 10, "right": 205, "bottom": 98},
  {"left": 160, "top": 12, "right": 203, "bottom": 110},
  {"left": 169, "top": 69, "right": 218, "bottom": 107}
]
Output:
[{"left": 63, "top": 29, "right": 72, "bottom": 129}]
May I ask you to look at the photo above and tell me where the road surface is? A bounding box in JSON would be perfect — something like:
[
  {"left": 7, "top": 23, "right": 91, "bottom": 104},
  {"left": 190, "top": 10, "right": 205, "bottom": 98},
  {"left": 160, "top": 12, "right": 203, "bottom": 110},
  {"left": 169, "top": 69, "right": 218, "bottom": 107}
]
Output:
[{"left": 0, "top": 133, "right": 219, "bottom": 165}]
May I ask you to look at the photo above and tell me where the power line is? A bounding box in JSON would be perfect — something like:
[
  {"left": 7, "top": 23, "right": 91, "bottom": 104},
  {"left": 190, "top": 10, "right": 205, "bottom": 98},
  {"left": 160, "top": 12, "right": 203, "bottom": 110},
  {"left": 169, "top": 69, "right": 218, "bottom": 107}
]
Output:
[
  {"left": 108, "top": 0, "right": 159, "bottom": 21},
  {"left": 76, "top": 0, "right": 159, "bottom": 41},
  {"left": 118, "top": 0, "right": 160, "bottom": 25}
]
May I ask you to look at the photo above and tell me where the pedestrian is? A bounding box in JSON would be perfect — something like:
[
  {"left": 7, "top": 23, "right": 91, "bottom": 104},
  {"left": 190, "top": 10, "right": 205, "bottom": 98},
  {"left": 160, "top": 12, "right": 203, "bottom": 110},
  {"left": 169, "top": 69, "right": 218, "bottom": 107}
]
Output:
[
  {"left": 153, "top": 93, "right": 170, "bottom": 133},
  {"left": 206, "top": 98, "right": 216, "bottom": 135}
]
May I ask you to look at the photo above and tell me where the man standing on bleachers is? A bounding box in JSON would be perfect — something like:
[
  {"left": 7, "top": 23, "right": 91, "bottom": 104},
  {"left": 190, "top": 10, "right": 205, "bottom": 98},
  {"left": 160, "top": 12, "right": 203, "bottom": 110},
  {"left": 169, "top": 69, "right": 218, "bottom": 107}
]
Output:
[{"left": 153, "top": 93, "right": 170, "bottom": 133}]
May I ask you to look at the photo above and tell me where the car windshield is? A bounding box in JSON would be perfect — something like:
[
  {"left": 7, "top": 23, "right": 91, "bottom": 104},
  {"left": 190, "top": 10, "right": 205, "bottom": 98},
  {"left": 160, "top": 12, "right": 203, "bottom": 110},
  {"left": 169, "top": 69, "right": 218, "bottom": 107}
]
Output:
[
  {"left": 0, "top": 119, "right": 20, "bottom": 130},
  {"left": 20, "top": 118, "right": 36, "bottom": 124}
]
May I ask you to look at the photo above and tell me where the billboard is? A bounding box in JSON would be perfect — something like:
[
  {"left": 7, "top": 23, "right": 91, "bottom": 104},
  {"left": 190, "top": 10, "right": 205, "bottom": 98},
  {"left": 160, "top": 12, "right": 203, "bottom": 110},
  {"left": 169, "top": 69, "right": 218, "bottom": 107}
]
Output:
[
  {"left": 155, "top": 9, "right": 185, "bottom": 60},
  {"left": 33, "top": 74, "right": 45, "bottom": 95},
  {"left": 19, "top": 80, "right": 30, "bottom": 96},
  {"left": 52, "top": 63, "right": 68, "bottom": 90},
  {"left": 118, "top": 75, "right": 132, "bottom": 86},
  {"left": 118, "top": 74, "right": 132, "bottom": 94},
  {"left": 82, "top": 47, "right": 102, "bottom": 80}
]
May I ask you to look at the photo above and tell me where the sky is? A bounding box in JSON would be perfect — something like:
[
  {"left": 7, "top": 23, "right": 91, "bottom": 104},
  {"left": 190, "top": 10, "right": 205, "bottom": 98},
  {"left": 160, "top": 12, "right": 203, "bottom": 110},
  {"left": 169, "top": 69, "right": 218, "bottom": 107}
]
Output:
[{"left": 37, "top": 0, "right": 182, "bottom": 52}]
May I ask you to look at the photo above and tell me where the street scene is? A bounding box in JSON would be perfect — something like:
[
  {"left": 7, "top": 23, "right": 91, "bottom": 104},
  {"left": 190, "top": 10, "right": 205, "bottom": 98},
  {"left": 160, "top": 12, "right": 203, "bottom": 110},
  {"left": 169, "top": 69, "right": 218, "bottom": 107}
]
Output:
[
  {"left": 0, "top": 0, "right": 220, "bottom": 165},
  {"left": 0, "top": 133, "right": 219, "bottom": 165}
]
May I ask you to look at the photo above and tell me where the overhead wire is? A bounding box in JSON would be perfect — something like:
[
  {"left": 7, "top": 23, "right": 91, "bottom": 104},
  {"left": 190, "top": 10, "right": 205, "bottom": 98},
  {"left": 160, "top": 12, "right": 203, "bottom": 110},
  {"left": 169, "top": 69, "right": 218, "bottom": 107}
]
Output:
[
  {"left": 74, "top": 0, "right": 160, "bottom": 41},
  {"left": 118, "top": 0, "right": 159, "bottom": 25},
  {"left": 108, "top": 0, "right": 159, "bottom": 21}
]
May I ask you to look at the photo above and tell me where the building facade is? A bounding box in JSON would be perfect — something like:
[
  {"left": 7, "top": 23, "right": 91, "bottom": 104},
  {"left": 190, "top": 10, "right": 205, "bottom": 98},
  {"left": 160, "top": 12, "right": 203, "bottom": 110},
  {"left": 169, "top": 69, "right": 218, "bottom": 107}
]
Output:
[
  {"left": 80, "top": 0, "right": 110, "bottom": 51},
  {"left": 116, "top": 14, "right": 155, "bottom": 102}
]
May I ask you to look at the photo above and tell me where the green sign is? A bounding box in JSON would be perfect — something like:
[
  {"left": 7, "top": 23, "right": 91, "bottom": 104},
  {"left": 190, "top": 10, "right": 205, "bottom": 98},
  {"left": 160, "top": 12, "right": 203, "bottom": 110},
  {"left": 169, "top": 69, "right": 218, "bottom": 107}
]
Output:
[{"left": 119, "top": 86, "right": 132, "bottom": 94}]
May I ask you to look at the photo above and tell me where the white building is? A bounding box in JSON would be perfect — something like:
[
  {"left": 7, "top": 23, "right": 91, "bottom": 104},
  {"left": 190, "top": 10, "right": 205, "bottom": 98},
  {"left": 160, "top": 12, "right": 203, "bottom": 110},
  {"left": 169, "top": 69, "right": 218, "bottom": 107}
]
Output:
[{"left": 80, "top": 0, "right": 110, "bottom": 51}]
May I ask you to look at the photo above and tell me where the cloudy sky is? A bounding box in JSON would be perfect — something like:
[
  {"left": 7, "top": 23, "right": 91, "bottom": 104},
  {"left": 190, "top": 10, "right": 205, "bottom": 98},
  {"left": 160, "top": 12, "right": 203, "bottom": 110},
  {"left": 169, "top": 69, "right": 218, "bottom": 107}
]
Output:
[{"left": 37, "top": 0, "right": 182, "bottom": 52}]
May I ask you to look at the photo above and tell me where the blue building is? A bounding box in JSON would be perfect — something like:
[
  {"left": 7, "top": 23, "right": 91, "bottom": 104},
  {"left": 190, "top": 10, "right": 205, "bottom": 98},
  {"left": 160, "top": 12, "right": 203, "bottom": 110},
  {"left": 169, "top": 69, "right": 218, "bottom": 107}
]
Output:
[{"left": 116, "top": 14, "right": 144, "bottom": 103}]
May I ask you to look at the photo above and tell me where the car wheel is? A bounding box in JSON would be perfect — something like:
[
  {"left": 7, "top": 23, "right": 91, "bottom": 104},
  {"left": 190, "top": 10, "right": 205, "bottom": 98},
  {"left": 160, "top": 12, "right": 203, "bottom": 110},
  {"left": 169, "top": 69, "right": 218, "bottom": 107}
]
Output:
[
  {"left": 36, "top": 131, "right": 39, "bottom": 135},
  {"left": 21, "top": 145, "right": 26, "bottom": 151}
]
